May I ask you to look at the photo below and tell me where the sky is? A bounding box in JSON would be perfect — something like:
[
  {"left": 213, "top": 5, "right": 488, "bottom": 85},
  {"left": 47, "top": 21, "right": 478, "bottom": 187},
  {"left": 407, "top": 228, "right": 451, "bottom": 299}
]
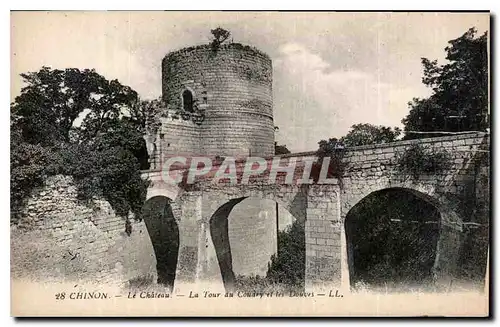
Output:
[{"left": 10, "top": 11, "right": 489, "bottom": 152}]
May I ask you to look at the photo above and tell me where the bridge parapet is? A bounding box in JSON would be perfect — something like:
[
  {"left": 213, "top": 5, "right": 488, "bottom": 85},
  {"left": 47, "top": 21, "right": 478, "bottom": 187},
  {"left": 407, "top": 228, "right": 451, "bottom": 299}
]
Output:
[
  {"left": 140, "top": 131, "right": 489, "bottom": 293},
  {"left": 340, "top": 132, "right": 489, "bottom": 219},
  {"left": 141, "top": 132, "right": 488, "bottom": 188}
]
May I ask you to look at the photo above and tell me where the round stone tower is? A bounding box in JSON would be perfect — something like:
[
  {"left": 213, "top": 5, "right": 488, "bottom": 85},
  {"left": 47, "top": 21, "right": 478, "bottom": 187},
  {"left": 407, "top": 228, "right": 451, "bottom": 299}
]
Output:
[{"left": 161, "top": 43, "right": 274, "bottom": 158}]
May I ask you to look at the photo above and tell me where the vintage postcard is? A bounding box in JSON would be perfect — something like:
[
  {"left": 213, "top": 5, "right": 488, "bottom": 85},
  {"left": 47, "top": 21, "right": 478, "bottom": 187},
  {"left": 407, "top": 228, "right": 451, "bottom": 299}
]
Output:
[{"left": 10, "top": 11, "right": 490, "bottom": 317}]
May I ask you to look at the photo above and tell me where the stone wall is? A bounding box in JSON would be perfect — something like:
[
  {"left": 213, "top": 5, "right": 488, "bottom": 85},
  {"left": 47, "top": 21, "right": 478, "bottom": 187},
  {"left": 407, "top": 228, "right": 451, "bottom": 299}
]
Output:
[
  {"left": 15, "top": 132, "right": 487, "bottom": 291},
  {"left": 11, "top": 175, "right": 157, "bottom": 286},
  {"left": 341, "top": 132, "right": 489, "bottom": 223},
  {"left": 159, "top": 115, "right": 201, "bottom": 157},
  {"left": 161, "top": 132, "right": 490, "bottom": 291},
  {"left": 222, "top": 198, "right": 293, "bottom": 278},
  {"left": 304, "top": 184, "right": 342, "bottom": 289},
  {"left": 340, "top": 132, "right": 490, "bottom": 287}
]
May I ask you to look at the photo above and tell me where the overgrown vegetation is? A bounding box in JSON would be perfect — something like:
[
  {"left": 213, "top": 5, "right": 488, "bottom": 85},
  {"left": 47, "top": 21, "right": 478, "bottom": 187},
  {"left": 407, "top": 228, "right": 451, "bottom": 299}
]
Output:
[
  {"left": 235, "top": 220, "right": 305, "bottom": 293},
  {"left": 210, "top": 27, "right": 231, "bottom": 52},
  {"left": 341, "top": 124, "right": 402, "bottom": 147},
  {"left": 266, "top": 220, "right": 305, "bottom": 287},
  {"left": 314, "top": 139, "right": 347, "bottom": 182},
  {"left": 10, "top": 128, "right": 54, "bottom": 218},
  {"left": 274, "top": 126, "right": 291, "bottom": 155},
  {"left": 10, "top": 67, "right": 155, "bottom": 226},
  {"left": 346, "top": 189, "right": 441, "bottom": 291},
  {"left": 395, "top": 143, "right": 452, "bottom": 180},
  {"left": 315, "top": 123, "right": 402, "bottom": 182},
  {"left": 402, "top": 27, "right": 488, "bottom": 138}
]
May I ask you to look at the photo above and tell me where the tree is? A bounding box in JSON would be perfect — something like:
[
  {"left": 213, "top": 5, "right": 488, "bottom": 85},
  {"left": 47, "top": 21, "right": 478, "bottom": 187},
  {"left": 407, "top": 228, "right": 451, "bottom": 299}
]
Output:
[
  {"left": 340, "top": 123, "right": 401, "bottom": 147},
  {"left": 11, "top": 66, "right": 138, "bottom": 146},
  {"left": 210, "top": 27, "right": 231, "bottom": 48},
  {"left": 11, "top": 67, "right": 151, "bottom": 223},
  {"left": 52, "top": 141, "right": 149, "bottom": 218},
  {"left": 402, "top": 27, "right": 488, "bottom": 139},
  {"left": 317, "top": 123, "right": 401, "bottom": 157},
  {"left": 314, "top": 124, "right": 401, "bottom": 183},
  {"left": 127, "top": 98, "right": 163, "bottom": 136},
  {"left": 274, "top": 142, "right": 291, "bottom": 155}
]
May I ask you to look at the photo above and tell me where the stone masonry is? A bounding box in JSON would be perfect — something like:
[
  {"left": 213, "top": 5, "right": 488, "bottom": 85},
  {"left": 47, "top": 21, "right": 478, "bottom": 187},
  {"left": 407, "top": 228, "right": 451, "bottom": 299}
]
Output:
[
  {"left": 11, "top": 175, "right": 157, "bottom": 286},
  {"left": 11, "top": 132, "right": 490, "bottom": 292},
  {"left": 143, "top": 131, "right": 490, "bottom": 292},
  {"left": 11, "top": 36, "right": 490, "bottom": 294},
  {"left": 146, "top": 42, "right": 275, "bottom": 165}
]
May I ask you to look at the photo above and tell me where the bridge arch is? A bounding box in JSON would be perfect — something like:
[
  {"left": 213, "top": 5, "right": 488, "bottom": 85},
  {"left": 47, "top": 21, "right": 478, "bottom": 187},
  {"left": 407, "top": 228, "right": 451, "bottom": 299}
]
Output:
[
  {"left": 343, "top": 185, "right": 465, "bottom": 291},
  {"left": 204, "top": 185, "right": 309, "bottom": 225},
  {"left": 146, "top": 184, "right": 183, "bottom": 204},
  {"left": 207, "top": 192, "right": 305, "bottom": 292},
  {"left": 342, "top": 180, "right": 464, "bottom": 227},
  {"left": 141, "top": 195, "right": 181, "bottom": 292}
]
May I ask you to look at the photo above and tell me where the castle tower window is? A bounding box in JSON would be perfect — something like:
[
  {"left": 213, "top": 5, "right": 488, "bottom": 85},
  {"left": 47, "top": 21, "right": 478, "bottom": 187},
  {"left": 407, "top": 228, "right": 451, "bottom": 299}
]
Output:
[{"left": 182, "top": 89, "right": 194, "bottom": 112}]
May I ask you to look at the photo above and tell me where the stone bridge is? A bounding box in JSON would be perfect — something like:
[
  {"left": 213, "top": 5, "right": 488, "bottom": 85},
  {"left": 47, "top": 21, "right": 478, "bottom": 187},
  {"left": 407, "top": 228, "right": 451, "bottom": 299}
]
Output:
[{"left": 141, "top": 132, "right": 490, "bottom": 292}]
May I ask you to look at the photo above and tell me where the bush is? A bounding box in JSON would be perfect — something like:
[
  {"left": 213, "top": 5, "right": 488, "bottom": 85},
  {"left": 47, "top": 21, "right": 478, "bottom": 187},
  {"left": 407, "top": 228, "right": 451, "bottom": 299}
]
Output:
[
  {"left": 395, "top": 143, "right": 451, "bottom": 179},
  {"left": 313, "top": 145, "right": 347, "bottom": 183},
  {"left": 11, "top": 121, "right": 149, "bottom": 224},
  {"left": 10, "top": 129, "right": 56, "bottom": 222},
  {"left": 266, "top": 220, "right": 305, "bottom": 288},
  {"left": 232, "top": 220, "right": 306, "bottom": 293}
]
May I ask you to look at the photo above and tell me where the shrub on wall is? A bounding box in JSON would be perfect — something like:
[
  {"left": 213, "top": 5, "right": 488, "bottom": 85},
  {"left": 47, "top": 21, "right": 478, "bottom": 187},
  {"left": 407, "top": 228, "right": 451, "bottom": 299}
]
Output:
[
  {"left": 395, "top": 143, "right": 452, "bottom": 180},
  {"left": 210, "top": 27, "right": 231, "bottom": 52},
  {"left": 313, "top": 142, "right": 347, "bottom": 183},
  {"left": 10, "top": 129, "right": 55, "bottom": 221},
  {"left": 50, "top": 142, "right": 149, "bottom": 219}
]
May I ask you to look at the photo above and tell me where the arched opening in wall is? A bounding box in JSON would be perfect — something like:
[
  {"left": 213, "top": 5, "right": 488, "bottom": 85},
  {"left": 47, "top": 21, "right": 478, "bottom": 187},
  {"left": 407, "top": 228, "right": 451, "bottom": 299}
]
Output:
[
  {"left": 182, "top": 89, "right": 194, "bottom": 112},
  {"left": 345, "top": 188, "right": 441, "bottom": 292},
  {"left": 209, "top": 197, "right": 304, "bottom": 293},
  {"left": 141, "top": 196, "right": 179, "bottom": 292}
]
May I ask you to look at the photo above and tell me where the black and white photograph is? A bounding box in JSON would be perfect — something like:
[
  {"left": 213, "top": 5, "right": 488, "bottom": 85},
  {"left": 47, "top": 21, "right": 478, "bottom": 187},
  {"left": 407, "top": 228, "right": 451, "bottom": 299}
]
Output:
[{"left": 9, "top": 11, "right": 490, "bottom": 317}]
